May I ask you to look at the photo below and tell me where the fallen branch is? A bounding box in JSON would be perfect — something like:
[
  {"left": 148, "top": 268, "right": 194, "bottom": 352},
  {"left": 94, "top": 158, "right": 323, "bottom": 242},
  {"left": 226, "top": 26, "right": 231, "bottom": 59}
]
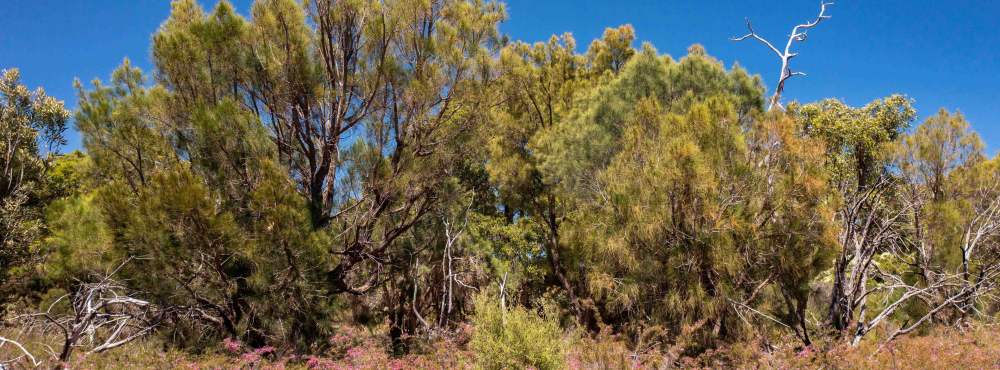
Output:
[{"left": 0, "top": 335, "right": 40, "bottom": 367}]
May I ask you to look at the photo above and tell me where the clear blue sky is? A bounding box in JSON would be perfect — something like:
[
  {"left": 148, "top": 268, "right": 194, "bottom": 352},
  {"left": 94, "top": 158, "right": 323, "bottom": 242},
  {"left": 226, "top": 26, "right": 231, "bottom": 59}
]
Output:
[{"left": 3, "top": 0, "right": 998, "bottom": 153}]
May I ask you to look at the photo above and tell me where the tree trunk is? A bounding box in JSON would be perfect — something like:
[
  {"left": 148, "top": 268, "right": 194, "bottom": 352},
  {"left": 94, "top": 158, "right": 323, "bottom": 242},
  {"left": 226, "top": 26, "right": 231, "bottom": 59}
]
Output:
[{"left": 828, "top": 252, "right": 851, "bottom": 332}]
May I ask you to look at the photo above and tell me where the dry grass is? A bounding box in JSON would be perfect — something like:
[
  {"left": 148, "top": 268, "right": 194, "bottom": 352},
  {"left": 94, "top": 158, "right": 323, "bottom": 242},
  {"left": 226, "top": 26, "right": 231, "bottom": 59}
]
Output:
[
  {"left": 3, "top": 324, "right": 1000, "bottom": 369},
  {"left": 755, "top": 325, "right": 1000, "bottom": 369}
]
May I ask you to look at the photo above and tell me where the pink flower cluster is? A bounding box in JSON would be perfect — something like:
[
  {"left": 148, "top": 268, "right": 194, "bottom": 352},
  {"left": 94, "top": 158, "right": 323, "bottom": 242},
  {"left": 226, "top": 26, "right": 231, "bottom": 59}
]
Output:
[
  {"left": 222, "top": 337, "right": 242, "bottom": 354},
  {"left": 241, "top": 345, "right": 276, "bottom": 363},
  {"left": 305, "top": 355, "right": 338, "bottom": 370}
]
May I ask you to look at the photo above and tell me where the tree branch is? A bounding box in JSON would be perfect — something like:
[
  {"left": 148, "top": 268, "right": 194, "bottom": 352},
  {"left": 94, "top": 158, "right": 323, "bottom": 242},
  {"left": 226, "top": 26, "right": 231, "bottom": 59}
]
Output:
[{"left": 732, "top": 2, "right": 833, "bottom": 111}]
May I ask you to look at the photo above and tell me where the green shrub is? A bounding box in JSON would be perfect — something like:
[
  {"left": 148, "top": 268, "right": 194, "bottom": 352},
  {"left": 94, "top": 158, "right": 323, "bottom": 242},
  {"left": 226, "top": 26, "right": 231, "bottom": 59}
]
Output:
[{"left": 469, "top": 293, "right": 566, "bottom": 370}]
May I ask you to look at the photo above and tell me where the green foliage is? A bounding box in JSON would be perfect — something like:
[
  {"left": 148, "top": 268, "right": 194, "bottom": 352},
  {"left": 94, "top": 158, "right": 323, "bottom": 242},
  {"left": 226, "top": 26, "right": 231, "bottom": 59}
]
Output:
[
  {"left": 794, "top": 95, "right": 915, "bottom": 190},
  {"left": 896, "top": 109, "right": 992, "bottom": 291},
  {"left": 10, "top": 0, "right": 1000, "bottom": 364},
  {"left": 39, "top": 192, "right": 112, "bottom": 284},
  {"left": 0, "top": 68, "right": 69, "bottom": 309},
  {"left": 897, "top": 108, "right": 984, "bottom": 201},
  {"left": 73, "top": 60, "right": 332, "bottom": 349},
  {"left": 586, "top": 24, "right": 636, "bottom": 75},
  {"left": 470, "top": 293, "right": 566, "bottom": 370},
  {"left": 487, "top": 34, "right": 768, "bottom": 334},
  {"left": 464, "top": 212, "right": 548, "bottom": 300},
  {"left": 578, "top": 96, "right": 835, "bottom": 346},
  {"left": 35, "top": 152, "right": 105, "bottom": 286}
]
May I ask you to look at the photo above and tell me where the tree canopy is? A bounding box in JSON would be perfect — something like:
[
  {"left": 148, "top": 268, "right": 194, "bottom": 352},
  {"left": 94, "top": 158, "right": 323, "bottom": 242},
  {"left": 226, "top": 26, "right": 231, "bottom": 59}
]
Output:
[{"left": 3, "top": 0, "right": 1000, "bottom": 367}]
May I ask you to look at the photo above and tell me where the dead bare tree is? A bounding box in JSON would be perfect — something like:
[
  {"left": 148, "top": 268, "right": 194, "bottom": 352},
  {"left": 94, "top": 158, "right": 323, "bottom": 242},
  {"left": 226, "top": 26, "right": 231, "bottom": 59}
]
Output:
[
  {"left": 826, "top": 176, "right": 911, "bottom": 336},
  {"left": 850, "top": 269, "right": 956, "bottom": 346},
  {"left": 438, "top": 213, "right": 463, "bottom": 328},
  {"left": 886, "top": 269, "right": 1000, "bottom": 343},
  {"left": 732, "top": 2, "right": 833, "bottom": 111},
  {"left": 24, "top": 261, "right": 166, "bottom": 366}
]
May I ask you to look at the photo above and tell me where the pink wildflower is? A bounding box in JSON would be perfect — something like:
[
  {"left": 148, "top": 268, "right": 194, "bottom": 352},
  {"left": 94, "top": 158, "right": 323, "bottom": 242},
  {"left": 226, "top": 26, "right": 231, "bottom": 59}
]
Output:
[
  {"left": 241, "top": 351, "right": 261, "bottom": 363},
  {"left": 346, "top": 346, "right": 364, "bottom": 360},
  {"left": 223, "top": 337, "right": 242, "bottom": 354},
  {"left": 388, "top": 358, "right": 408, "bottom": 370},
  {"left": 306, "top": 355, "right": 336, "bottom": 370}
]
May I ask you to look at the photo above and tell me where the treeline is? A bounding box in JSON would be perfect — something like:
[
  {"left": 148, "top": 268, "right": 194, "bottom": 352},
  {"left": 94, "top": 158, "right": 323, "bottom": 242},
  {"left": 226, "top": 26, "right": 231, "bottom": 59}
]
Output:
[{"left": 2, "top": 0, "right": 1000, "bottom": 367}]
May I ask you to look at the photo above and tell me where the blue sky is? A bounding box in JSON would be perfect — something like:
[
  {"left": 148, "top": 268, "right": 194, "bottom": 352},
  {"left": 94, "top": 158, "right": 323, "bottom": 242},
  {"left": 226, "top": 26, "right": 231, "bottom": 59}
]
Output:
[{"left": 3, "top": 0, "right": 998, "bottom": 153}]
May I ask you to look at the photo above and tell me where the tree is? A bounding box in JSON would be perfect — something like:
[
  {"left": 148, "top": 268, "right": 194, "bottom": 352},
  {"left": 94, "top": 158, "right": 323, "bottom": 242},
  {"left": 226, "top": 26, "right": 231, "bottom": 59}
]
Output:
[
  {"left": 887, "top": 110, "right": 1000, "bottom": 341},
  {"left": 586, "top": 25, "right": 637, "bottom": 75},
  {"left": 0, "top": 68, "right": 69, "bottom": 310},
  {"left": 151, "top": 0, "right": 505, "bottom": 306},
  {"left": 75, "top": 61, "right": 330, "bottom": 349},
  {"left": 582, "top": 96, "right": 834, "bottom": 347},
  {"left": 70, "top": 0, "right": 508, "bottom": 352},
  {"left": 747, "top": 111, "right": 838, "bottom": 346},
  {"left": 793, "top": 96, "right": 915, "bottom": 337},
  {"left": 543, "top": 44, "right": 767, "bottom": 336},
  {"left": 487, "top": 30, "right": 606, "bottom": 324},
  {"left": 818, "top": 109, "right": 1000, "bottom": 346}
]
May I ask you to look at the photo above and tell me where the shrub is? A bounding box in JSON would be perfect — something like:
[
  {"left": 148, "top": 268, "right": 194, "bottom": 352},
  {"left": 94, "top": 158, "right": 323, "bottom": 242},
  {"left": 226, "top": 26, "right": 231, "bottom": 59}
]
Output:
[{"left": 469, "top": 293, "right": 566, "bottom": 370}]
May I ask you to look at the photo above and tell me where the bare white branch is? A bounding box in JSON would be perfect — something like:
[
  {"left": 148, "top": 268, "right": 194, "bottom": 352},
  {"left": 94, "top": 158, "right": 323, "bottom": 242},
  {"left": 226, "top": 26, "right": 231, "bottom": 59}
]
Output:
[
  {"left": 732, "top": 2, "right": 834, "bottom": 111},
  {"left": 0, "top": 336, "right": 41, "bottom": 367}
]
